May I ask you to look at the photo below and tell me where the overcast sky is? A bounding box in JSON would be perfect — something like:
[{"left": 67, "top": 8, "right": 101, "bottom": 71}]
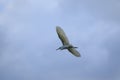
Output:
[{"left": 0, "top": 0, "right": 120, "bottom": 80}]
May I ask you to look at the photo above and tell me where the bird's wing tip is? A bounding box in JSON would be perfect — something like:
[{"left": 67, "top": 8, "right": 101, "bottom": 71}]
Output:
[
  {"left": 76, "top": 54, "right": 81, "bottom": 57},
  {"left": 68, "top": 48, "right": 81, "bottom": 57},
  {"left": 74, "top": 53, "right": 81, "bottom": 57},
  {"left": 56, "top": 26, "right": 61, "bottom": 29}
]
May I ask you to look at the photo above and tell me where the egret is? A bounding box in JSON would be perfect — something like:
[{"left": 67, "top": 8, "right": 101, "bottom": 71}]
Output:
[{"left": 56, "top": 26, "right": 80, "bottom": 57}]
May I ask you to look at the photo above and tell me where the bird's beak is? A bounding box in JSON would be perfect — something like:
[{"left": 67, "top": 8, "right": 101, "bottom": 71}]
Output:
[{"left": 56, "top": 48, "right": 59, "bottom": 50}]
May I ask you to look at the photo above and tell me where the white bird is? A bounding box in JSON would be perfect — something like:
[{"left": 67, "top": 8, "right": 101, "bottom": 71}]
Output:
[{"left": 56, "top": 26, "right": 80, "bottom": 57}]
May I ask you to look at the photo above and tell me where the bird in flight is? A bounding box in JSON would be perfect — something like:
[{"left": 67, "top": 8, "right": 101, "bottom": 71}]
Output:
[{"left": 56, "top": 26, "right": 80, "bottom": 57}]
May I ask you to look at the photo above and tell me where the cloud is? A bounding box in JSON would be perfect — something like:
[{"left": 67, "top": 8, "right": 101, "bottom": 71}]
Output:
[
  {"left": 57, "top": 0, "right": 120, "bottom": 79},
  {"left": 0, "top": 0, "right": 120, "bottom": 80},
  {"left": 60, "top": 0, "right": 120, "bottom": 23}
]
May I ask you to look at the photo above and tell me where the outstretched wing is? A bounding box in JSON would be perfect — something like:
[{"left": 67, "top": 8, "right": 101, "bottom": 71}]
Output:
[
  {"left": 68, "top": 48, "right": 80, "bottom": 57},
  {"left": 56, "top": 26, "right": 70, "bottom": 45}
]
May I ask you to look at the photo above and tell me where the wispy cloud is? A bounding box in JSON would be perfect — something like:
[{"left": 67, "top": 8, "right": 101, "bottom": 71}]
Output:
[{"left": 0, "top": 0, "right": 120, "bottom": 80}]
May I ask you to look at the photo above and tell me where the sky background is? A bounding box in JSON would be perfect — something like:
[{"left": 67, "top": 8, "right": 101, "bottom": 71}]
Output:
[{"left": 0, "top": 0, "right": 120, "bottom": 80}]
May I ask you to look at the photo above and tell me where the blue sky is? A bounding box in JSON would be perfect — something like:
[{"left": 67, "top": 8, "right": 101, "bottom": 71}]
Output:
[{"left": 0, "top": 0, "right": 120, "bottom": 80}]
